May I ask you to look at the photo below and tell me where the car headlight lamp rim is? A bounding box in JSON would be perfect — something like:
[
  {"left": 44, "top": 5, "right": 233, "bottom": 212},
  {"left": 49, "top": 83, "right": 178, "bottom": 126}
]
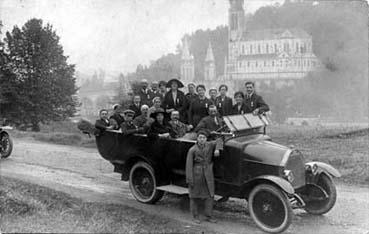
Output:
[{"left": 284, "top": 170, "right": 295, "bottom": 183}]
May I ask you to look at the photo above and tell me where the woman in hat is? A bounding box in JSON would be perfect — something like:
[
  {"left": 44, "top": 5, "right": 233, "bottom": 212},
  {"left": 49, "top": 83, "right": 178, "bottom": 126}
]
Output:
[
  {"left": 188, "top": 85, "right": 213, "bottom": 128},
  {"left": 186, "top": 129, "right": 223, "bottom": 224},
  {"left": 147, "top": 108, "right": 175, "bottom": 139},
  {"left": 162, "top": 77, "right": 187, "bottom": 122}
]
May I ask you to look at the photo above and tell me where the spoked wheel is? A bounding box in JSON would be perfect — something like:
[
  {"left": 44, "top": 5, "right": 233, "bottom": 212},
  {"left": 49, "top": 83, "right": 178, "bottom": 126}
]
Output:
[
  {"left": 304, "top": 174, "right": 337, "bottom": 215},
  {"left": 0, "top": 133, "right": 13, "bottom": 158},
  {"left": 129, "top": 161, "right": 164, "bottom": 204},
  {"left": 249, "top": 184, "right": 293, "bottom": 233}
]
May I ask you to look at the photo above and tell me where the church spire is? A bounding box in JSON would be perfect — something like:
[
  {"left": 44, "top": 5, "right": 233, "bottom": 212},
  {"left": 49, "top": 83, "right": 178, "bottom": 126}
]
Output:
[
  {"left": 181, "top": 36, "right": 192, "bottom": 60},
  {"left": 205, "top": 42, "right": 215, "bottom": 62}
]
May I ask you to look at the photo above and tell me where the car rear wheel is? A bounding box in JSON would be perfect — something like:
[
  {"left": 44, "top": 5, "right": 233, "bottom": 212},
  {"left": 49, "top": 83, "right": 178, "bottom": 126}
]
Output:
[
  {"left": 129, "top": 161, "right": 164, "bottom": 204},
  {"left": 249, "top": 184, "right": 293, "bottom": 233},
  {"left": 304, "top": 174, "right": 337, "bottom": 215},
  {"left": 0, "top": 133, "right": 13, "bottom": 158}
]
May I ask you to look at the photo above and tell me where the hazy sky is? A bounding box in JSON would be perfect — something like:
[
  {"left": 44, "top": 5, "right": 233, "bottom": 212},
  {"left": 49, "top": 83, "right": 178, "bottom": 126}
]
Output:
[{"left": 1, "top": 0, "right": 283, "bottom": 75}]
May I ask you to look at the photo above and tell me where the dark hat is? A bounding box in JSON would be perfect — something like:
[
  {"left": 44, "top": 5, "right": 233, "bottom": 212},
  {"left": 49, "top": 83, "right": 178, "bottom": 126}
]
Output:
[
  {"left": 123, "top": 109, "right": 135, "bottom": 116},
  {"left": 166, "top": 78, "right": 184, "bottom": 88},
  {"left": 149, "top": 107, "right": 166, "bottom": 119},
  {"left": 197, "top": 129, "right": 210, "bottom": 138}
]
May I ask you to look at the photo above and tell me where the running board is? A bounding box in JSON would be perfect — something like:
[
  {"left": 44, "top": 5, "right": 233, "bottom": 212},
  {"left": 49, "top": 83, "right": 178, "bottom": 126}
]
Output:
[{"left": 157, "top": 185, "right": 188, "bottom": 194}]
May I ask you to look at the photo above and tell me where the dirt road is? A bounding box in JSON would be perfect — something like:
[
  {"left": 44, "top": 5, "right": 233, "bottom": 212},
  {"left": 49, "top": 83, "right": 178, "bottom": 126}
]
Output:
[{"left": 1, "top": 138, "right": 368, "bottom": 234}]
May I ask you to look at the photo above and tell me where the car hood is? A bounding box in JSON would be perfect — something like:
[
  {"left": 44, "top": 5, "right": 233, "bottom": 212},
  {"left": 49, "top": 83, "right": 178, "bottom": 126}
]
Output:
[{"left": 226, "top": 134, "right": 291, "bottom": 166}]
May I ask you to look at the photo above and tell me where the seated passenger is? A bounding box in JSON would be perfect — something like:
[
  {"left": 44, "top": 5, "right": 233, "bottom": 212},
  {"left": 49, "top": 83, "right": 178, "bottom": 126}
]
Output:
[
  {"left": 232, "top": 91, "right": 247, "bottom": 115},
  {"left": 194, "top": 105, "right": 225, "bottom": 137},
  {"left": 95, "top": 109, "right": 114, "bottom": 132},
  {"left": 109, "top": 104, "right": 125, "bottom": 129},
  {"left": 133, "top": 105, "right": 152, "bottom": 133},
  {"left": 168, "top": 111, "right": 193, "bottom": 138},
  {"left": 120, "top": 109, "right": 143, "bottom": 135},
  {"left": 147, "top": 108, "right": 175, "bottom": 139},
  {"left": 129, "top": 95, "right": 142, "bottom": 118},
  {"left": 148, "top": 97, "right": 163, "bottom": 120}
]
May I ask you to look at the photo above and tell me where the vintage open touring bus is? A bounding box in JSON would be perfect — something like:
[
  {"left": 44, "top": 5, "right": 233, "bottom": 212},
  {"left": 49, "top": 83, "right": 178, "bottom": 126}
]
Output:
[{"left": 81, "top": 114, "right": 341, "bottom": 233}]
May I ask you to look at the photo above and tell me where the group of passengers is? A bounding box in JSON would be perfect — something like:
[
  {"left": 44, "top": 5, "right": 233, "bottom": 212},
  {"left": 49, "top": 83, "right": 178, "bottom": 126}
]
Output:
[
  {"left": 95, "top": 77, "right": 269, "bottom": 139},
  {"left": 94, "top": 77, "right": 269, "bottom": 224}
]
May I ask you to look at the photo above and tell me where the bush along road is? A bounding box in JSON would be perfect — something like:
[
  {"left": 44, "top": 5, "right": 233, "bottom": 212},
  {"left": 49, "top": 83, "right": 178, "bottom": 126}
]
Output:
[{"left": 1, "top": 138, "right": 368, "bottom": 234}]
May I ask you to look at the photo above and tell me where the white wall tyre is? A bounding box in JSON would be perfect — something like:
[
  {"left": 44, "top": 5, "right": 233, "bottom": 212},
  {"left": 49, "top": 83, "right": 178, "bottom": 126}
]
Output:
[
  {"left": 249, "top": 184, "right": 293, "bottom": 233},
  {"left": 304, "top": 174, "right": 337, "bottom": 215},
  {"left": 129, "top": 161, "right": 164, "bottom": 204}
]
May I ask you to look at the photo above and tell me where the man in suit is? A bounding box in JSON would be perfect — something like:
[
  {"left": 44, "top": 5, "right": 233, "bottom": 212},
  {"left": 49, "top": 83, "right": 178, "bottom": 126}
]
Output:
[
  {"left": 162, "top": 78, "right": 187, "bottom": 122},
  {"left": 109, "top": 104, "right": 125, "bottom": 129},
  {"left": 138, "top": 79, "right": 154, "bottom": 105},
  {"left": 244, "top": 81, "right": 270, "bottom": 115},
  {"left": 215, "top": 84, "right": 233, "bottom": 116},
  {"left": 120, "top": 109, "right": 143, "bottom": 135},
  {"left": 95, "top": 109, "right": 114, "bottom": 133},
  {"left": 129, "top": 95, "right": 142, "bottom": 118},
  {"left": 158, "top": 80, "right": 167, "bottom": 102},
  {"left": 194, "top": 105, "right": 225, "bottom": 139}
]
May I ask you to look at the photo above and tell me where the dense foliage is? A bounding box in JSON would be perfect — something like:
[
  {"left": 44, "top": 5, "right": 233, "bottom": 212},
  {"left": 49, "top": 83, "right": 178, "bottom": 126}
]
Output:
[{"left": 0, "top": 19, "right": 78, "bottom": 131}]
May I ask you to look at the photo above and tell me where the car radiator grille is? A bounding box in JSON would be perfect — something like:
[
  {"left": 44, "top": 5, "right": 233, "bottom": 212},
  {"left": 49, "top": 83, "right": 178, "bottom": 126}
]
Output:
[{"left": 285, "top": 151, "right": 305, "bottom": 189}]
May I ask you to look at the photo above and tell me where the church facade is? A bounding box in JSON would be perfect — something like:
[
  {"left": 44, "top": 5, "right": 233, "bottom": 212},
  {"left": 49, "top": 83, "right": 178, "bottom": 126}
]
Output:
[
  {"left": 180, "top": 0, "right": 321, "bottom": 91},
  {"left": 226, "top": 0, "right": 320, "bottom": 86}
]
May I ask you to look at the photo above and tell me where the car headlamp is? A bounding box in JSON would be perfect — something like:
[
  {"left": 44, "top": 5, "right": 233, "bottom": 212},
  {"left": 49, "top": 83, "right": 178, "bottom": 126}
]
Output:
[{"left": 284, "top": 170, "right": 294, "bottom": 183}]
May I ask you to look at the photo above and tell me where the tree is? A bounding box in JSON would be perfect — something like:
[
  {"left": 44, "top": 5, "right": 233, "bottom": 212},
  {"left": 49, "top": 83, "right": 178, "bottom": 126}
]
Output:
[{"left": 1, "top": 18, "right": 78, "bottom": 131}]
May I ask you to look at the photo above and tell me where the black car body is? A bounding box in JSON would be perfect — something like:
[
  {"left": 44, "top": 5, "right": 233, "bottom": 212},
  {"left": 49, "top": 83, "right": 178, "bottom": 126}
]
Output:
[{"left": 87, "top": 114, "right": 340, "bottom": 233}]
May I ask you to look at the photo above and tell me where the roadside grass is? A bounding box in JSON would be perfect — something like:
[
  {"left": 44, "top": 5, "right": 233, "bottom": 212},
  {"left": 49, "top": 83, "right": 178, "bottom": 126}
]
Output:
[
  {"left": 0, "top": 176, "right": 214, "bottom": 233},
  {"left": 10, "top": 121, "right": 96, "bottom": 148},
  {"left": 268, "top": 125, "right": 369, "bottom": 185}
]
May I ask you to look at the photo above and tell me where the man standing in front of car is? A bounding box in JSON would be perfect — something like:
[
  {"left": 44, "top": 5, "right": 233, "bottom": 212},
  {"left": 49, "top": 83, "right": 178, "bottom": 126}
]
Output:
[
  {"left": 244, "top": 81, "right": 270, "bottom": 115},
  {"left": 186, "top": 130, "right": 223, "bottom": 224}
]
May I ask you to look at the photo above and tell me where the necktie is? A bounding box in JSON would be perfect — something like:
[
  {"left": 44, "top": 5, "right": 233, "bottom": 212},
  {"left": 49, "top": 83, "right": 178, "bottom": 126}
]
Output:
[{"left": 214, "top": 117, "right": 218, "bottom": 125}]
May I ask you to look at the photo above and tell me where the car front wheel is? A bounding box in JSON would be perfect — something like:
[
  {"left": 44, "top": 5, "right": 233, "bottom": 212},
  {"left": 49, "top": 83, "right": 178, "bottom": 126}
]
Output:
[
  {"left": 304, "top": 174, "right": 337, "bottom": 215},
  {"left": 0, "top": 133, "right": 13, "bottom": 158},
  {"left": 129, "top": 161, "right": 164, "bottom": 204},
  {"left": 249, "top": 184, "right": 293, "bottom": 233}
]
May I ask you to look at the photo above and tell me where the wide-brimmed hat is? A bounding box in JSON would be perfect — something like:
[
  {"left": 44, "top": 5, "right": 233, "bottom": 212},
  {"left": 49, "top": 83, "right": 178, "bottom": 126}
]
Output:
[
  {"left": 149, "top": 108, "right": 166, "bottom": 119},
  {"left": 166, "top": 78, "right": 184, "bottom": 88}
]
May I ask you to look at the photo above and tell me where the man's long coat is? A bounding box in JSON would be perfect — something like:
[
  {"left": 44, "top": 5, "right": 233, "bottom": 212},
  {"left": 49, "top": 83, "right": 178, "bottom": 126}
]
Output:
[{"left": 185, "top": 139, "right": 223, "bottom": 198}]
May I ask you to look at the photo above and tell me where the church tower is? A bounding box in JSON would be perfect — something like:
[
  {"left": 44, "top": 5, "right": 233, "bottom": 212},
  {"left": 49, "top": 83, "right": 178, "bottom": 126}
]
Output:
[
  {"left": 180, "top": 37, "right": 195, "bottom": 84},
  {"left": 204, "top": 42, "right": 216, "bottom": 81},
  {"left": 228, "top": 0, "right": 245, "bottom": 42}
]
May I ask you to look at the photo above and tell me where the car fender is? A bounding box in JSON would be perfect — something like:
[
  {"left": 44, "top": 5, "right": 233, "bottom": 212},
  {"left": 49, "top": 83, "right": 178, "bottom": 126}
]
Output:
[
  {"left": 244, "top": 175, "right": 295, "bottom": 195},
  {"left": 306, "top": 162, "right": 341, "bottom": 178}
]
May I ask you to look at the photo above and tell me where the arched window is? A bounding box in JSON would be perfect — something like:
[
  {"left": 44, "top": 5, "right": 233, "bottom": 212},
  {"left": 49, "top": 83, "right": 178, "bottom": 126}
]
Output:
[
  {"left": 296, "top": 42, "right": 299, "bottom": 53},
  {"left": 256, "top": 61, "right": 258, "bottom": 67},
  {"left": 274, "top": 44, "right": 278, "bottom": 53},
  {"left": 272, "top": 61, "right": 275, "bottom": 67},
  {"left": 250, "top": 45, "right": 253, "bottom": 54},
  {"left": 247, "top": 61, "right": 250, "bottom": 67},
  {"left": 266, "top": 44, "right": 269, "bottom": 54},
  {"left": 258, "top": 44, "right": 261, "bottom": 53},
  {"left": 242, "top": 45, "right": 245, "bottom": 54},
  {"left": 264, "top": 61, "right": 266, "bottom": 66}
]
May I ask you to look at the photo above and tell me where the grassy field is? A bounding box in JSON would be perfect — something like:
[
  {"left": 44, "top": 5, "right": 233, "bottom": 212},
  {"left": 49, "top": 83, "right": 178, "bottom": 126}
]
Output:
[
  {"left": 0, "top": 177, "right": 214, "bottom": 233},
  {"left": 9, "top": 121, "right": 369, "bottom": 185},
  {"left": 268, "top": 125, "right": 368, "bottom": 185}
]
